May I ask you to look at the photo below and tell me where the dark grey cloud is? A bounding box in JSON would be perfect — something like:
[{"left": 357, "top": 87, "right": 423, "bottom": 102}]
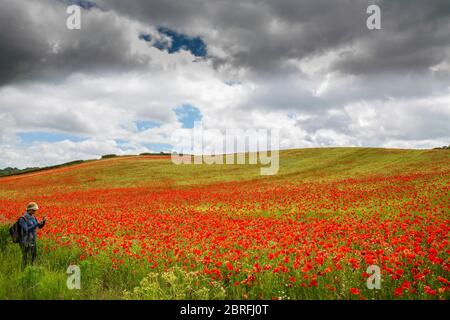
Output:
[
  {"left": 95, "top": 0, "right": 450, "bottom": 77},
  {"left": 334, "top": 0, "right": 450, "bottom": 75},
  {"left": 96, "top": 0, "right": 370, "bottom": 73},
  {"left": 0, "top": 0, "right": 151, "bottom": 85},
  {"left": 296, "top": 111, "right": 352, "bottom": 136},
  {"left": 0, "top": 1, "right": 48, "bottom": 84},
  {"left": 0, "top": 0, "right": 448, "bottom": 168},
  {"left": 2, "top": 0, "right": 449, "bottom": 86}
]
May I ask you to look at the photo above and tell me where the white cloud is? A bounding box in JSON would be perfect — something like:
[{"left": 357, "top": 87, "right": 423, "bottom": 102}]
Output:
[{"left": 0, "top": 0, "right": 449, "bottom": 168}]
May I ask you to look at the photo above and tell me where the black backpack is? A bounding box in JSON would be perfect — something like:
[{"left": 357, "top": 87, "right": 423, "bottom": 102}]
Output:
[{"left": 9, "top": 217, "right": 25, "bottom": 243}]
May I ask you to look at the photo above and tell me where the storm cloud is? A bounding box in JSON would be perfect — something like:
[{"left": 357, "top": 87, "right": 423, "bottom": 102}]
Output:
[{"left": 0, "top": 0, "right": 449, "bottom": 167}]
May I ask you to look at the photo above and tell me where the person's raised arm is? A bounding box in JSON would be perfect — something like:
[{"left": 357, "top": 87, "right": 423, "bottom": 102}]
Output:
[{"left": 38, "top": 216, "right": 46, "bottom": 228}]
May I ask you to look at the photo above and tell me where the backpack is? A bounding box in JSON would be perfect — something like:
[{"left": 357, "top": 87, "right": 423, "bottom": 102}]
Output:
[{"left": 9, "top": 217, "right": 25, "bottom": 243}]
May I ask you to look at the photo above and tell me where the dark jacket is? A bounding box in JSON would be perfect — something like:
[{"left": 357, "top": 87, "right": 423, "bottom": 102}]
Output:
[{"left": 18, "top": 212, "right": 45, "bottom": 245}]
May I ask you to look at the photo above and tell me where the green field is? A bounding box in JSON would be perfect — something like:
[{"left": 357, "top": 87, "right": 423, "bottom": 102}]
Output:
[{"left": 0, "top": 148, "right": 449, "bottom": 300}]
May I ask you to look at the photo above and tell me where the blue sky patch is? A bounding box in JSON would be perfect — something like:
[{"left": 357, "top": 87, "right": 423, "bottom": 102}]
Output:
[
  {"left": 61, "top": 0, "right": 97, "bottom": 10},
  {"left": 135, "top": 120, "right": 161, "bottom": 131},
  {"left": 115, "top": 139, "right": 128, "bottom": 146},
  {"left": 224, "top": 80, "right": 242, "bottom": 86},
  {"left": 139, "top": 27, "right": 207, "bottom": 58},
  {"left": 142, "top": 142, "right": 173, "bottom": 153},
  {"left": 287, "top": 112, "right": 296, "bottom": 119},
  {"left": 138, "top": 34, "right": 152, "bottom": 42},
  {"left": 18, "top": 131, "right": 87, "bottom": 144},
  {"left": 174, "top": 104, "right": 203, "bottom": 128}
]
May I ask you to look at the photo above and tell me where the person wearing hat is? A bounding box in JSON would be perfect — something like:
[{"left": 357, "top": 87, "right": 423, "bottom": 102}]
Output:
[{"left": 18, "top": 202, "right": 46, "bottom": 267}]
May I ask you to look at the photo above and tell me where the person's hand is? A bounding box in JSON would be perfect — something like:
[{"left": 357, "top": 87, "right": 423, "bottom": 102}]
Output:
[{"left": 42, "top": 216, "right": 47, "bottom": 222}]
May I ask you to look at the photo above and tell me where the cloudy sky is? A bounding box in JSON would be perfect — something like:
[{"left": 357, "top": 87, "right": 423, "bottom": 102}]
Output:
[{"left": 0, "top": 0, "right": 449, "bottom": 168}]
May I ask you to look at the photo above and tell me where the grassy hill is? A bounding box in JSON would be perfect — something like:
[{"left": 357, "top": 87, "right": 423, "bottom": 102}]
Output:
[
  {"left": 0, "top": 148, "right": 448, "bottom": 194},
  {"left": 0, "top": 147, "right": 448, "bottom": 300}
]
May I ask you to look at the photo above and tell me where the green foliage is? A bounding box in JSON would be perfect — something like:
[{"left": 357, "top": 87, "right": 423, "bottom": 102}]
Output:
[
  {"left": 0, "top": 167, "right": 39, "bottom": 177},
  {"left": 0, "top": 224, "right": 11, "bottom": 251},
  {"left": 0, "top": 160, "right": 86, "bottom": 178},
  {"left": 125, "top": 266, "right": 226, "bottom": 300},
  {"left": 139, "top": 152, "right": 171, "bottom": 156},
  {"left": 0, "top": 235, "right": 227, "bottom": 299},
  {"left": 101, "top": 154, "right": 118, "bottom": 159},
  {"left": 433, "top": 145, "right": 450, "bottom": 150}
]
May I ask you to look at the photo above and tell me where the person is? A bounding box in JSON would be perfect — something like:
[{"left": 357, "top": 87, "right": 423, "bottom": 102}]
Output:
[{"left": 19, "top": 202, "right": 46, "bottom": 267}]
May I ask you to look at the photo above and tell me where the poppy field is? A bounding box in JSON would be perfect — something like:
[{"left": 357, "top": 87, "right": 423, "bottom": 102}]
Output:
[{"left": 0, "top": 148, "right": 449, "bottom": 300}]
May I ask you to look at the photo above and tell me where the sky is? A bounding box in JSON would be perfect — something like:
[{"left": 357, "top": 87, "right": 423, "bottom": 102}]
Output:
[{"left": 0, "top": 0, "right": 449, "bottom": 168}]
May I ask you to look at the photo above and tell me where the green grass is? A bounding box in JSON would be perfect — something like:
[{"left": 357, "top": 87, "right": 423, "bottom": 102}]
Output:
[
  {"left": 0, "top": 148, "right": 448, "bottom": 195},
  {"left": 0, "top": 148, "right": 448, "bottom": 299}
]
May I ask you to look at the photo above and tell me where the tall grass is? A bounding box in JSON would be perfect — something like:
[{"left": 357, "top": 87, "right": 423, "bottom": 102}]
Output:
[{"left": 0, "top": 225, "right": 228, "bottom": 300}]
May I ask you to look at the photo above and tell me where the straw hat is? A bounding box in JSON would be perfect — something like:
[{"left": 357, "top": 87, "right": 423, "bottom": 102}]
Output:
[{"left": 26, "top": 202, "right": 39, "bottom": 211}]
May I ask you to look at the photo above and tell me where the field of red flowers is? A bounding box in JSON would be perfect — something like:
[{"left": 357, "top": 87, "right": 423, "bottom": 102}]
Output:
[{"left": 0, "top": 148, "right": 448, "bottom": 299}]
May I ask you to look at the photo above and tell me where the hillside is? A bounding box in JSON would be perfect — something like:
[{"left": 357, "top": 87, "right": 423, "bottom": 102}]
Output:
[
  {"left": 0, "top": 148, "right": 448, "bottom": 196},
  {"left": 0, "top": 147, "right": 448, "bottom": 299}
]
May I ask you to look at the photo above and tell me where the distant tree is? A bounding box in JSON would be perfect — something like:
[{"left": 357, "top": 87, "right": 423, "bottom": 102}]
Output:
[
  {"left": 0, "top": 167, "right": 19, "bottom": 177},
  {"left": 101, "top": 154, "right": 117, "bottom": 159}
]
